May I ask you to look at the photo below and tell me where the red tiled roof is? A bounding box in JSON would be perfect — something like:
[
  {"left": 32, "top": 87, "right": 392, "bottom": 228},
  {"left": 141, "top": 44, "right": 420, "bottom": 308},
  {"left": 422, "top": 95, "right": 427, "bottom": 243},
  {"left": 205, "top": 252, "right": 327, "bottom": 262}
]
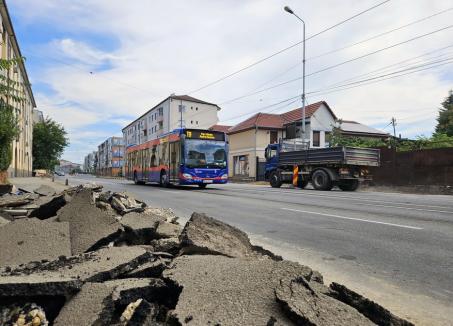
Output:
[
  {"left": 227, "top": 101, "right": 335, "bottom": 134},
  {"left": 209, "top": 124, "right": 232, "bottom": 133},
  {"left": 280, "top": 101, "right": 336, "bottom": 124},
  {"left": 227, "top": 112, "right": 284, "bottom": 134}
]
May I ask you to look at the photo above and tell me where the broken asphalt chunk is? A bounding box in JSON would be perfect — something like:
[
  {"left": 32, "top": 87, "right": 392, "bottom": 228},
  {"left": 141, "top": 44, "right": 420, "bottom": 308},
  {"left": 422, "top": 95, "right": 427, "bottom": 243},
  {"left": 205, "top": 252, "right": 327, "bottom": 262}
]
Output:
[
  {"left": 57, "top": 189, "right": 123, "bottom": 254},
  {"left": 163, "top": 255, "right": 319, "bottom": 325},
  {"left": 0, "top": 219, "right": 71, "bottom": 267},
  {"left": 275, "top": 277, "right": 375, "bottom": 326},
  {"left": 180, "top": 212, "right": 275, "bottom": 259},
  {"left": 328, "top": 282, "right": 414, "bottom": 326}
]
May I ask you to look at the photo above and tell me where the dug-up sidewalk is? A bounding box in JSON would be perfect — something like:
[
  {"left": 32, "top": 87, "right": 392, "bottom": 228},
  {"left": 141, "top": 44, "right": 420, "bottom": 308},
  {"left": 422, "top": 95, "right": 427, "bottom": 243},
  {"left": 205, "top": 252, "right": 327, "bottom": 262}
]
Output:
[{"left": 0, "top": 178, "right": 416, "bottom": 325}]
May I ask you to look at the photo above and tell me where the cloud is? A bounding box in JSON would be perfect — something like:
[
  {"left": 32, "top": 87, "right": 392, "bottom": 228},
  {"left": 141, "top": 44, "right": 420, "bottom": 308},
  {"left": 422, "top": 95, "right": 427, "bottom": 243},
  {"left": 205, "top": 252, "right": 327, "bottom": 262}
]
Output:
[{"left": 9, "top": 0, "right": 453, "bottom": 163}]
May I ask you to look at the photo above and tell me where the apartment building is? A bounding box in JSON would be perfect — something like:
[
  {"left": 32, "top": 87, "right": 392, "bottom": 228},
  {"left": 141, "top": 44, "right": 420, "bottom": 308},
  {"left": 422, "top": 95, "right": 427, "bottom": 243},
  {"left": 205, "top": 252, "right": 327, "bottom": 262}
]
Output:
[
  {"left": 97, "top": 137, "right": 125, "bottom": 177},
  {"left": 122, "top": 94, "right": 220, "bottom": 147},
  {"left": 83, "top": 151, "right": 97, "bottom": 174},
  {"left": 1, "top": 1, "right": 36, "bottom": 177}
]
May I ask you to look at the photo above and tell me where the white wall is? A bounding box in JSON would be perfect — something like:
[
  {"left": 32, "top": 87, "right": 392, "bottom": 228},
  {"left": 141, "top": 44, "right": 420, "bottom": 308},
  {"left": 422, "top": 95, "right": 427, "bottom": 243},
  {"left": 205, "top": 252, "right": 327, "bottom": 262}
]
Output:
[
  {"left": 309, "top": 104, "right": 336, "bottom": 148},
  {"left": 168, "top": 98, "right": 219, "bottom": 131}
]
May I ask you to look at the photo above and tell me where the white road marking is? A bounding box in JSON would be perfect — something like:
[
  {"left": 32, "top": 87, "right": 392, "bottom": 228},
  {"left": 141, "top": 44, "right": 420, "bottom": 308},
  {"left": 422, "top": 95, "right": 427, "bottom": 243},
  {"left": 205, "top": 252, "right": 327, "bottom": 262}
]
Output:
[
  {"left": 281, "top": 208, "right": 423, "bottom": 230},
  {"left": 224, "top": 186, "right": 453, "bottom": 212}
]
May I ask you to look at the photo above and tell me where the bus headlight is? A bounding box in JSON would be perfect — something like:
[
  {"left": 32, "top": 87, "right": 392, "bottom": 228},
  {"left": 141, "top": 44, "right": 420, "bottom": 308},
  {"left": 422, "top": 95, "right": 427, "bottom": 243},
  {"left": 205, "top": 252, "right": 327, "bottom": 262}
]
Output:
[
  {"left": 182, "top": 173, "right": 192, "bottom": 179},
  {"left": 221, "top": 174, "right": 228, "bottom": 180}
]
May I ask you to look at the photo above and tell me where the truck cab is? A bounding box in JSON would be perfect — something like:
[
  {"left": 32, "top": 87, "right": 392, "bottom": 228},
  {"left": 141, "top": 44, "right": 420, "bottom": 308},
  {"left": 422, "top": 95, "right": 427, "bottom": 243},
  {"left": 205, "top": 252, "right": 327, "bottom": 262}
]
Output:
[{"left": 264, "top": 143, "right": 280, "bottom": 179}]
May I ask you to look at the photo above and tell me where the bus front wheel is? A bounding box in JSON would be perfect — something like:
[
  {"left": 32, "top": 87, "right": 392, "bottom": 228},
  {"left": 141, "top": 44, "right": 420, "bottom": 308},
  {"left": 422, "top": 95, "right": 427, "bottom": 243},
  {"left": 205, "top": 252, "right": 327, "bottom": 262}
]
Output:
[
  {"left": 198, "top": 184, "right": 207, "bottom": 189},
  {"left": 160, "top": 171, "right": 169, "bottom": 187}
]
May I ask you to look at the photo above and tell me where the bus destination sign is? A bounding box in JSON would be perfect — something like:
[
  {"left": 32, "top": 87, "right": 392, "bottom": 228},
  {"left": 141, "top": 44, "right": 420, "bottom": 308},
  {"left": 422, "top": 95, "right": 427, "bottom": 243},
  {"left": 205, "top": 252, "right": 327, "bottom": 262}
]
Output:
[{"left": 185, "top": 129, "right": 225, "bottom": 141}]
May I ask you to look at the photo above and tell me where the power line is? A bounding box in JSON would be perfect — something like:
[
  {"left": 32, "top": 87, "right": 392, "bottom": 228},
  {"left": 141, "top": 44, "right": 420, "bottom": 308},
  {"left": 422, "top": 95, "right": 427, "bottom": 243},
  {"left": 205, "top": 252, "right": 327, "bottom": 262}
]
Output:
[
  {"left": 307, "top": 55, "right": 453, "bottom": 94},
  {"left": 186, "top": 0, "right": 391, "bottom": 95},
  {"left": 308, "top": 7, "right": 453, "bottom": 61},
  {"left": 309, "top": 58, "right": 453, "bottom": 97},
  {"left": 219, "top": 25, "right": 453, "bottom": 104}
]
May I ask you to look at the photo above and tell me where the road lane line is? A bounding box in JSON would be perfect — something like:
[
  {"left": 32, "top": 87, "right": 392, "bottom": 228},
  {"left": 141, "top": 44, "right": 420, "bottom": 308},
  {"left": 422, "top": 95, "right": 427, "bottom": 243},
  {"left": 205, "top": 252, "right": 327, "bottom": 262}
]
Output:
[
  {"left": 281, "top": 208, "right": 423, "bottom": 230},
  {"left": 224, "top": 187, "right": 453, "bottom": 212}
]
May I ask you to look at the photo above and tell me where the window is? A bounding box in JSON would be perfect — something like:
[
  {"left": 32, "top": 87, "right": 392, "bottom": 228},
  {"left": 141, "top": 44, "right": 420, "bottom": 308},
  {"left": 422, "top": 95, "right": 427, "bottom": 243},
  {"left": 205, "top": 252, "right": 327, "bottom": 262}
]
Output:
[
  {"left": 191, "top": 106, "right": 193, "bottom": 110},
  {"left": 158, "top": 121, "right": 163, "bottom": 130},
  {"left": 270, "top": 131, "right": 278, "bottom": 144},
  {"left": 312, "top": 131, "right": 320, "bottom": 147},
  {"left": 191, "top": 120, "right": 193, "bottom": 124},
  {"left": 195, "top": 107, "right": 198, "bottom": 111},
  {"left": 196, "top": 121, "right": 198, "bottom": 125}
]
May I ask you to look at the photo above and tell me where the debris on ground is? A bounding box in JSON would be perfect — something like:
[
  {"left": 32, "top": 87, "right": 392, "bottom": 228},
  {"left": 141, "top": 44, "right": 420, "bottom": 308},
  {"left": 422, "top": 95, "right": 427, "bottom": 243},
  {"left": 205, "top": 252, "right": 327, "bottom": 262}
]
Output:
[
  {"left": 0, "top": 182, "right": 413, "bottom": 325},
  {"left": 0, "top": 302, "right": 49, "bottom": 326}
]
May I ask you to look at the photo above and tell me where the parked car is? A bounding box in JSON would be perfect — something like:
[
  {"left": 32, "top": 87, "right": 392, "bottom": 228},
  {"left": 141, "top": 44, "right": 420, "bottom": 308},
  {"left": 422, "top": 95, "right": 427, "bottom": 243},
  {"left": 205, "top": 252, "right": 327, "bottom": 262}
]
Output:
[{"left": 54, "top": 171, "right": 65, "bottom": 176}]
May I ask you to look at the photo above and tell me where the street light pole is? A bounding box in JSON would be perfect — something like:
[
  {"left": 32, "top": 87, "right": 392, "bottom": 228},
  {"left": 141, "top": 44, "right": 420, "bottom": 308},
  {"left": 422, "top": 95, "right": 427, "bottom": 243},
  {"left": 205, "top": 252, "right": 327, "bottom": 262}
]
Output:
[{"left": 284, "top": 6, "right": 306, "bottom": 141}]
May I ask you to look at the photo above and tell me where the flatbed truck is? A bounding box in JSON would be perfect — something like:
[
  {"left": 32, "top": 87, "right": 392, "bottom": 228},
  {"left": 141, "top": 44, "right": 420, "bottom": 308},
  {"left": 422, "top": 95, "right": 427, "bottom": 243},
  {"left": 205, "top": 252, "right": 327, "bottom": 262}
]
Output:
[{"left": 264, "top": 141, "right": 380, "bottom": 191}]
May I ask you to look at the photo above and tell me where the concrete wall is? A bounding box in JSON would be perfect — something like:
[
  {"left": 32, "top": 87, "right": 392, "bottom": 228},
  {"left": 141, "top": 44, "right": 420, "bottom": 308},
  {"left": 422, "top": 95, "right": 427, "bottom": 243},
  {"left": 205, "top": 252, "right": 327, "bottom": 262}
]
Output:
[{"left": 371, "top": 147, "right": 453, "bottom": 186}]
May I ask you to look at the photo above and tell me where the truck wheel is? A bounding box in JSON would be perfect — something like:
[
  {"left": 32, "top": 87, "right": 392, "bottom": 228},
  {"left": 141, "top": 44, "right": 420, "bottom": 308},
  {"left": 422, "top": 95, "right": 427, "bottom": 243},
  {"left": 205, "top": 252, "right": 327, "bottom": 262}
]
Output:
[
  {"left": 269, "top": 171, "right": 282, "bottom": 188},
  {"left": 297, "top": 178, "right": 308, "bottom": 189},
  {"left": 339, "top": 180, "right": 359, "bottom": 191},
  {"left": 311, "top": 169, "right": 333, "bottom": 191}
]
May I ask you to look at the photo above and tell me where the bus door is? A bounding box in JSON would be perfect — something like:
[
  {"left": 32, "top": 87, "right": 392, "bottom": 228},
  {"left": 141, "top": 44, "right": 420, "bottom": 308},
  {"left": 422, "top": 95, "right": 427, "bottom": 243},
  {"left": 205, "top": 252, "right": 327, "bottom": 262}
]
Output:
[
  {"left": 140, "top": 149, "right": 146, "bottom": 181},
  {"left": 169, "top": 141, "right": 180, "bottom": 182}
]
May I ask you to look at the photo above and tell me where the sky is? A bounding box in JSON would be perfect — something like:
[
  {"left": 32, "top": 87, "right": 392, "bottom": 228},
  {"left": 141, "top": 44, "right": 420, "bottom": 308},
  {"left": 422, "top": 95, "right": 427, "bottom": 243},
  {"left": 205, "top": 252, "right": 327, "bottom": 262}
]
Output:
[{"left": 8, "top": 0, "right": 453, "bottom": 163}]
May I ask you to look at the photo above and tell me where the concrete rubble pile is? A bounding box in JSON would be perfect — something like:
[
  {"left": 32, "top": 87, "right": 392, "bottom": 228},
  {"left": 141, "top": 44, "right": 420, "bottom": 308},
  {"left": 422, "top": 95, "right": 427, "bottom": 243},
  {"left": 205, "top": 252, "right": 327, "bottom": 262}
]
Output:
[{"left": 0, "top": 183, "right": 414, "bottom": 325}]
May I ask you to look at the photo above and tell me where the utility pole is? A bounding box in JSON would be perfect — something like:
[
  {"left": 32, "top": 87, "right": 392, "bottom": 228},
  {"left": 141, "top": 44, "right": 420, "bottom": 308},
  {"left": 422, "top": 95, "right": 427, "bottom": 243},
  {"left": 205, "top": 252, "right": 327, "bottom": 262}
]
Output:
[
  {"left": 284, "top": 6, "right": 306, "bottom": 141},
  {"left": 179, "top": 99, "right": 184, "bottom": 129},
  {"left": 391, "top": 117, "right": 397, "bottom": 138}
]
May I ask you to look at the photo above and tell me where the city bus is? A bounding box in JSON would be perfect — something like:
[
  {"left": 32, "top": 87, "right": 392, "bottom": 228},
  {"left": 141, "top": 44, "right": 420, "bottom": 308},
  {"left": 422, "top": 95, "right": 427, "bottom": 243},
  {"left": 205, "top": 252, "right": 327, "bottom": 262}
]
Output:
[{"left": 125, "top": 128, "right": 228, "bottom": 188}]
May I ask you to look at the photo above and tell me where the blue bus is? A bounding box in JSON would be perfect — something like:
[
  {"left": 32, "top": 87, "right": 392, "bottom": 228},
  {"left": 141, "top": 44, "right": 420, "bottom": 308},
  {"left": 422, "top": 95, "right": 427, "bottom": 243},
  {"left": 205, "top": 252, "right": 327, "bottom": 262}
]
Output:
[{"left": 125, "top": 128, "right": 228, "bottom": 188}]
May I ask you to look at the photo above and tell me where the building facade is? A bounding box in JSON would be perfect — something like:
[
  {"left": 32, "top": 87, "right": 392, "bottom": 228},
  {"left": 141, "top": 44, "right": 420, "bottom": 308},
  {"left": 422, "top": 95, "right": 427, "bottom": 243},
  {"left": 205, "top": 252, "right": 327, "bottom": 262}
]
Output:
[
  {"left": 1, "top": 1, "right": 36, "bottom": 177},
  {"left": 122, "top": 94, "right": 220, "bottom": 147},
  {"left": 227, "top": 101, "right": 335, "bottom": 179},
  {"left": 97, "top": 137, "right": 124, "bottom": 177},
  {"left": 55, "top": 160, "right": 81, "bottom": 175},
  {"left": 83, "top": 151, "right": 97, "bottom": 174}
]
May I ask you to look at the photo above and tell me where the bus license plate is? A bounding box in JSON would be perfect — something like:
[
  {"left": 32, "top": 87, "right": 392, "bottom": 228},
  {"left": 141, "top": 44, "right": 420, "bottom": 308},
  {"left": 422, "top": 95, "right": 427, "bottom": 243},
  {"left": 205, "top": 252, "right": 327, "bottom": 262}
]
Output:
[{"left": 203, "top": 180, "right": 213, "bottom": 183}]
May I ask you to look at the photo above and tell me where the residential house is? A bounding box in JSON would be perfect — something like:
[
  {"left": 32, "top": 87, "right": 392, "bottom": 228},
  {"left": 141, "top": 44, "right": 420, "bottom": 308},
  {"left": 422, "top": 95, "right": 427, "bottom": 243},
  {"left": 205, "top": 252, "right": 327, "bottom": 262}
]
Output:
[
  {"left": 209, "top": 124, "right": 231, "bottom": 133},
  {"left": 122, "top": 94, "right": 220, "bottom": 147},
  {"left": 1, "top": 1, "right": 36, "bottom": 177},
  {"left": 97, "top": 137, "right": 125, "bottom": 177},
  {"left": 227, "top": 101, "right": 336, "bottom": 179},
  {"left": 337, "top": 120, "right": 389, "bottom": 140}
]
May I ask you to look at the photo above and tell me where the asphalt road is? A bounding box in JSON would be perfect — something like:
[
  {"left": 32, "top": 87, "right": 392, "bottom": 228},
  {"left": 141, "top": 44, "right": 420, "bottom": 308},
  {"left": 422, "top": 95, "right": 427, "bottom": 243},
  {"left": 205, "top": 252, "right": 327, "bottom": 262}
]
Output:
[{"left": 65, "top": 175, "right": 453, "bottom": 324}]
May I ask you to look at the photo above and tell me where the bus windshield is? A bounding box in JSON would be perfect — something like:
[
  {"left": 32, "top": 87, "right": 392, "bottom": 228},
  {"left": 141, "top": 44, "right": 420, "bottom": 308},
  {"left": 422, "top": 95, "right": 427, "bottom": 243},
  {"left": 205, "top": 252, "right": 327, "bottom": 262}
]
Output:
[{"left": 184, "top": 139, "right": 227, "bottom": 168}]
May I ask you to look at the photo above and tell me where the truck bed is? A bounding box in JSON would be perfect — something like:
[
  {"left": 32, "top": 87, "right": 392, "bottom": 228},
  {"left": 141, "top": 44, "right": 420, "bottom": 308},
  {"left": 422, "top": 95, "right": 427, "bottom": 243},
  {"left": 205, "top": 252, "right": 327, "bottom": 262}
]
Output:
[{"left": 278, "top": 147, "right": 380, "bottom": 167}]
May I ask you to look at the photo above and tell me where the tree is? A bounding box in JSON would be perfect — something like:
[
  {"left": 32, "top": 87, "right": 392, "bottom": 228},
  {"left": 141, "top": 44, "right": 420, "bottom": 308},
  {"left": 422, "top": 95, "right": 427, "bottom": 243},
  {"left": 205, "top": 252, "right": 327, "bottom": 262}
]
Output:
[
  {"left": 0, "top": 57, "right": 26, "bottom": 183},
  {"left": 329, "top": 120, "right": 388, "bottom": 148},
  {"left": 33, "top": 118, "right": 69, "bottom": 171},
  {"left": 435, "top": 90, "right": 453, "bottom": 136}
]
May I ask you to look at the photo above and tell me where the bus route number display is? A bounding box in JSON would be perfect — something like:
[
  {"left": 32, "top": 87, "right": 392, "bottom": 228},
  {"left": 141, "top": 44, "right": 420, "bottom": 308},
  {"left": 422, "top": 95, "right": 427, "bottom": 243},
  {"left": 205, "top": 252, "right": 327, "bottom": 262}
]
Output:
[{"left": 185, "top": 130, "right": 225, "bottom": 141}]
